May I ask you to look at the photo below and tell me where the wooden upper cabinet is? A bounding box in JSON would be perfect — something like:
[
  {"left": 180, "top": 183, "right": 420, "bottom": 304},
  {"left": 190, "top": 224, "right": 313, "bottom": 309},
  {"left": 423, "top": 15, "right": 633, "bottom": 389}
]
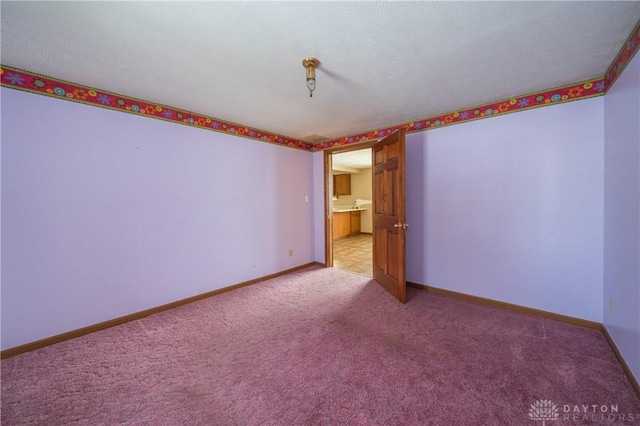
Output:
[{"left": 333, "top": 174, "right": 351, "bottom": 196}]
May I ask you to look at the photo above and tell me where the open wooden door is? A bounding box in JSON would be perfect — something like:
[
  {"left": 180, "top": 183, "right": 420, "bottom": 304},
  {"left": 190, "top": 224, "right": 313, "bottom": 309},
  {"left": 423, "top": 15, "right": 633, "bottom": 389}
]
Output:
[{"left": 372, "top": 129, "right": 407, "bottom": 303}]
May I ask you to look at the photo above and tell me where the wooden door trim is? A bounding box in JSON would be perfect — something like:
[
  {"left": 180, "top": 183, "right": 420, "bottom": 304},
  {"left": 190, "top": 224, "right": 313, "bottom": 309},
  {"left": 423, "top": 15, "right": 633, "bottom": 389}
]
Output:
[
  {"left": 324, "top": 151, "right": 333, "bottom": 267},
  {"left": 323, "top": 140, "right": 378, "bottom": 155}
]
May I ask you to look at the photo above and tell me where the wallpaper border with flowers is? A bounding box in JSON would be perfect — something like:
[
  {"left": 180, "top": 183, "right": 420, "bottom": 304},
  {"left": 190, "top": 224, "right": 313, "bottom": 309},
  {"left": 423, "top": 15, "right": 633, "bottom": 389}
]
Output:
[
  {"left": 0, "top": 65, "right": 313, "bottom": 151},
  {"left": 1, "top": 21, "right": 638, "bottom": 153},
  {"left": 313, "top": 77, "right": 606, "bottom": 151},
  {"left": 605, "top": 19, "right": 640, "bottom": 90},
  {"left": 314, "top": 20, "right": 640, "bottom": 151}
]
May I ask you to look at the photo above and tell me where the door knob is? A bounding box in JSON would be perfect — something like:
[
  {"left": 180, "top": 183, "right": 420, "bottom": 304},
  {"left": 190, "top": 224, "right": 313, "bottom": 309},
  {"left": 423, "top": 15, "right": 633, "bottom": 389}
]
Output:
[{"left": 394, "top": 223, "right": 409, "bottom": 229}]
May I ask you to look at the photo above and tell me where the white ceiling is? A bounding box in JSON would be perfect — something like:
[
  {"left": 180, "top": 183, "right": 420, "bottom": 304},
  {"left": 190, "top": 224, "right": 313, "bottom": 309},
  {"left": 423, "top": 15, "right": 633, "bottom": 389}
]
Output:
[
  {"left": 333, "top": 149, "right": 372, "bottom": 171},
  {"left": 2, "top": 2, "right": 639, "bottom": 143}
]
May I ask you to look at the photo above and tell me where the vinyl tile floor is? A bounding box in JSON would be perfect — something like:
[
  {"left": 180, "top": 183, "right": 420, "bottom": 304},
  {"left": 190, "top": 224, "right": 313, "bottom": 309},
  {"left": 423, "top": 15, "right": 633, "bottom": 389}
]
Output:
[{"left": 332, "top": 233, "right": 372, "bottom": 276}]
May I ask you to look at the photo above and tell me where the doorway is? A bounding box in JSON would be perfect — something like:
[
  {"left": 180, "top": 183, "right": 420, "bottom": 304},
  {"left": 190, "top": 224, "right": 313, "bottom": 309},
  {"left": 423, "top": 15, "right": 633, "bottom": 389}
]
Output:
[
  {"left": 324, "top": 130, "right": 408, "bottom": 302},
  {"left": 330, "top": 148, "right": 373, "bottom": 276}
]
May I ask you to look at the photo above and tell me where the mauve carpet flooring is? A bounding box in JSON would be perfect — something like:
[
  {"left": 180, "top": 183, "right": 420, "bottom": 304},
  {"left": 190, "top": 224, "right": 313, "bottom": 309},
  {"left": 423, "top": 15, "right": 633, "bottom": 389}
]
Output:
[{"left": 2, "top": 266, "right": 639, "bottom": 425}]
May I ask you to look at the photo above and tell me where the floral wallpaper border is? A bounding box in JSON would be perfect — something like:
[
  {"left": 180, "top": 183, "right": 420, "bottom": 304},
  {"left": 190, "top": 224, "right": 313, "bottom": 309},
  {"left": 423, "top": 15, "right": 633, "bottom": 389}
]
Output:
[
  {"left": 605, "top": 20, "right": 640, "bottom": 90},
  {"left": 0, "top": 65, "right": 313, "bottom": 151},
  {"left": 1, "top": 21, "right": 638, "bottom": 153},
  {"left": 314, "top": 20, "right": 640, "bottom": 151},
  {"left": 313, "top": 77, "right": 606, "bottom": 151}
]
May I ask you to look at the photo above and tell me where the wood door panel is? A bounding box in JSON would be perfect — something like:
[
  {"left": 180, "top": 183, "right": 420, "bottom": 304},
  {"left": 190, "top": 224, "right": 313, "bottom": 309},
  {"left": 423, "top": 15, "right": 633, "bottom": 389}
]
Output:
[
  {"left": 372, "top": 129, "right": 406, "bottom": 303},
  {"left": 375, "top": 228, "right": 387, "bottom": 271},
  {"left": 374, "top": 229, "right": 400, "bottom": 280},
  {"left": 387, "top": 231, "right": 400, "bottom": 280},
  {"left": 388, "top": 142, "right": 398, "bottom": 159},
  {"left": 389, "top": 169, "right": 397, "bottom": 215},
  {"left": 375, "top": 158, "right": 399, "bottom": 172},
  {"left": 375, "top": 169, "right": 398, "bottom": 216},
  {"left": 374, "top": 173, "right": 384, "bottom": 214}
]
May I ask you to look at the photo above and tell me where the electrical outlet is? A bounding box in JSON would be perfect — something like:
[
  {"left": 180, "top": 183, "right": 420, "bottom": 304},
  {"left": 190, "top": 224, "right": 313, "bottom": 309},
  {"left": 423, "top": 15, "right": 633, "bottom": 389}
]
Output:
[
  {"left": 305, "top": 195, "right": 309, "bottom": 202},
  {"left": 610, "top": 296, "right": 615, "bottom": 313},
  {"left": 289, "top": 249, "right": 293, "bottom": 257}
]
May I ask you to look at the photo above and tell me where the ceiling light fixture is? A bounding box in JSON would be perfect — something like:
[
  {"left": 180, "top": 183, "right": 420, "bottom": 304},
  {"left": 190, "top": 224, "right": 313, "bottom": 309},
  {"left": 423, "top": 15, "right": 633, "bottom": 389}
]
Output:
[{"left": 302, "top": 57, "right": 320, "bottom": 97}]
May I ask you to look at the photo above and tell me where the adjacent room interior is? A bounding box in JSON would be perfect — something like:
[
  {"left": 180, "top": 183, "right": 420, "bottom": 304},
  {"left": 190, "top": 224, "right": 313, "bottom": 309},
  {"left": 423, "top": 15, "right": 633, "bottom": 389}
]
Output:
[{"left": 331, "top": 149, "right": 373, "bottom": 276}]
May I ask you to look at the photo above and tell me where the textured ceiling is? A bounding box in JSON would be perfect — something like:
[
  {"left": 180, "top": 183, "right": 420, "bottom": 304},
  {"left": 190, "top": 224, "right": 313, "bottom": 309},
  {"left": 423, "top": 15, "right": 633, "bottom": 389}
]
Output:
[
  {"left": 333, "top": 149, "right": 373, "bottom": 170},
  {"left": 1, "top": 2, "right": 639, "bottom": 143}
]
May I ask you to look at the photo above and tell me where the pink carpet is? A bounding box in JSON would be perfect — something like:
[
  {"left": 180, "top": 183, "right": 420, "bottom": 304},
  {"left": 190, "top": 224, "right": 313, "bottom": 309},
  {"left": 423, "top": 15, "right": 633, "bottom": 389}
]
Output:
[{"left": 2, "top": 266, "right": 639, "bottom": 425}]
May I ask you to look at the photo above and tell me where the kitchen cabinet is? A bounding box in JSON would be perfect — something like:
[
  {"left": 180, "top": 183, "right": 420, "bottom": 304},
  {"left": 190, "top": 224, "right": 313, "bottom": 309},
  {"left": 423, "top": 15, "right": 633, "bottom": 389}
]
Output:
[
  {"left": 333, "top": 174, "right": 351, "bottom": 196},
  {"left": 332, "top": 211, "right": 351, "bottom": 239},
  {"left": 332, "top": 210, "right": 362, "bottom": 239},
  {"left": 350, "top": 211, "right": 361, "bottom": 234}
]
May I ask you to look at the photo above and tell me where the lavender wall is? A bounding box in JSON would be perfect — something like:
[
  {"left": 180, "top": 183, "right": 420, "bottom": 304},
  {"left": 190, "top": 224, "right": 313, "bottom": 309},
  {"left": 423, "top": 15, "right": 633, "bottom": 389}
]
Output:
[
  {"left": 1, "top": 88, "right": 314, "bottom": 350},
  {"left": 405, "top": 97, "right": 605, "bottom": 322},
  {"left": 604, "top": 52, "right": 640, "bottom": 384}
]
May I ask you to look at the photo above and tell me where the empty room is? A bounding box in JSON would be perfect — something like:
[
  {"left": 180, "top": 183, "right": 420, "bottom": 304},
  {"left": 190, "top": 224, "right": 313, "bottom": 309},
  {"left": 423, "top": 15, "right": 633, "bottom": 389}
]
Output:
[{"left": 2, "top": 2, "right": 640, "bottom": 424}]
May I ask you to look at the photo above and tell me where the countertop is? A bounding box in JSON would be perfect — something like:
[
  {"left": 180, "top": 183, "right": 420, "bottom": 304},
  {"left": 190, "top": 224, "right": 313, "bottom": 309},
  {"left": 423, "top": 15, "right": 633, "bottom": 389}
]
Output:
[{"left": 332, "top": 207, "right": 367, "bottom": 213}]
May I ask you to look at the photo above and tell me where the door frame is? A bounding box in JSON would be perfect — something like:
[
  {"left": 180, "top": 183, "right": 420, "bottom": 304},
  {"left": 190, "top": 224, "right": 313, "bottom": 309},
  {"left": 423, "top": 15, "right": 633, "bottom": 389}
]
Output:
[{"left": 323, "top": 140, "right": 378, "bottom": 267}]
